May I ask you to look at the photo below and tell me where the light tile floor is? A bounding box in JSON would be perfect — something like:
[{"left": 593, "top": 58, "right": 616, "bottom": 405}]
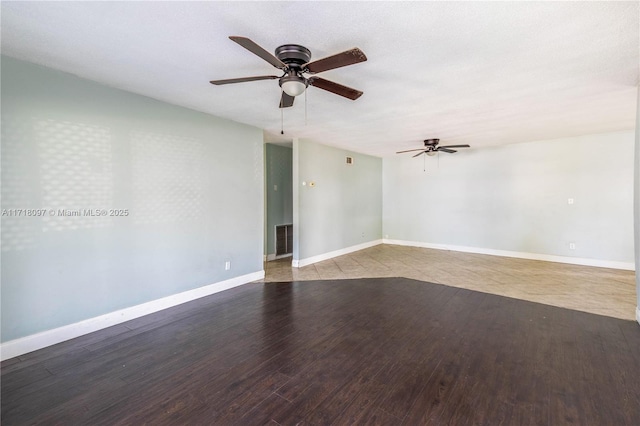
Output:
[{"left": 260, "top": 245, "right": 637, "bottom": 321}]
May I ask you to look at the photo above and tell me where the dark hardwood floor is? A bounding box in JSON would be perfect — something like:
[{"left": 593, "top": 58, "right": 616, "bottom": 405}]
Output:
[{"left": 2, "top": 277, "right": 640, "bottom": 425}]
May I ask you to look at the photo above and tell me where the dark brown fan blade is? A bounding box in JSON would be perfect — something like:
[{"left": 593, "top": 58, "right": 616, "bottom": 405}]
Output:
[
  {"left": 279, "top": 92, "right": 295, "bottom": 108},
  {"left": 210, "top": 75, "right": 279, "bottom": 85},
  {"left": 396, "top": 148, "right": 428, "bottom": 154},
  {"left": 412, "top": 151, "right": 427, "bottom": 158},
  {"left": 229, "top": 36, "right": 287, "bottom": 70},
  {"left": 437, "top": 148, "right": 457, "bottom": 153},
  {"left": 439, "top": 144, "right": 470, "bottom": 149},
  {"left": 308, "top": 77, "right": 363, "bottom": 100},
  {"left": 304, "top": 48, "right": 367, "bottom": 74}
]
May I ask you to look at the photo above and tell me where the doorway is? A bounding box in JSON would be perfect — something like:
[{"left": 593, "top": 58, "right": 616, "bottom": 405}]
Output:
[{"left": 265, "top": 143, "right": 293, "bottom": 262}]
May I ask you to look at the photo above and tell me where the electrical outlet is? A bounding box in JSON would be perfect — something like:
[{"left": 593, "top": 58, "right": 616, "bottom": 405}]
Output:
[
  {"left": 569, "top": 243, "right": 576, "bottom": 250},
  {"left": 568, "top": 198, "right": 574, "bottom": 205},
  {"left": 274, "top": 185, "right": 278, "bottom": 191},
  {"left": 225, "top": 261, "right": 231, "bottom": 270}
]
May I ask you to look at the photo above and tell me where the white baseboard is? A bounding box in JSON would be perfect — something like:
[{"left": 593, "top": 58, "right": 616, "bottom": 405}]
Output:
[
  {"left": 383, "top": 239, "right": 635, "bottom": 271},
  {"left": 636, "top": 306, "right": 640, "bottom": 326},
  {"left": 293, "top": 239, "right": 383, "bottom": 268},
  {"left": 0, "top": 270, "right": 264, "bottom": 361}
]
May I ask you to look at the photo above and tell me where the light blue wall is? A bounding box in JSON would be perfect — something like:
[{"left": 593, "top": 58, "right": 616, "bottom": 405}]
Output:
[
  {"left": 383, "top": 131, "right": 635, "bottom": 264},
  {"left": 1, "top": 56, "right": 264, "bottom": 342},
  {"left": 265, "top": 144, "right": 293, "bottom": 257},
  {"left": 294, "top": 139, "right": 382, "bottom": 261}
]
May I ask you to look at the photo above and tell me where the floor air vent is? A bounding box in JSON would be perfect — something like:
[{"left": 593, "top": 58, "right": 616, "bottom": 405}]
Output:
[{"left": 275, "top": 224, "right": 293, "bottom": 256}]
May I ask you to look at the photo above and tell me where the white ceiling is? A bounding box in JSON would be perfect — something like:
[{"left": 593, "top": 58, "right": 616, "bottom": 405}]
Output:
[{"left": 1, "top": 1, "right": 638, "bottom": 157}]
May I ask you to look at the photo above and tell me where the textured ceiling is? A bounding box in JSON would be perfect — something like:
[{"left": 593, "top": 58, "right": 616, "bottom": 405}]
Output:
[{"left": 1, "top": 1, "right": 638, "bottom": 157}]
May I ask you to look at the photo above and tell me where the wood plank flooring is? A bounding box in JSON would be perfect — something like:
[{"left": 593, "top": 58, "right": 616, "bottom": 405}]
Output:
[
  {"left": 3, "top": 277, "right": 639, "bottom": 425},
  {"left": 264, "top": 245, "right": 637, "bottom": 320}
]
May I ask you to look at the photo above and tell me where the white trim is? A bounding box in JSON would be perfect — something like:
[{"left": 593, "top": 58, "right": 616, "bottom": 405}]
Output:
[
  {"left": 0, "top": 270, "right": 264, "bottom": 361},
  {"left": 383, "top": 239, "right": 635, "bottom": 271},
  {"left": 636, "top": 306, "right": 640, "bottom": 326},
  {"left": 293, "top": 239, "right": 383, "bottom": 268}
]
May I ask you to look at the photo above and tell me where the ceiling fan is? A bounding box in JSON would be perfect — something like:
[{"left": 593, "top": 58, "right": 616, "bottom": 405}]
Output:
[
  {"left": 210, "top": 36, "right": 367, "bottom": 108},
  {"left": 396, "top": 139, "right": 470, "bottom": 157}
]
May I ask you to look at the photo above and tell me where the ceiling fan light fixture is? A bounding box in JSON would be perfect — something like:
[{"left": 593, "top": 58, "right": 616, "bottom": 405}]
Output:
[
  {"left": 427, "top": 151, "right": 437, "bottom": 156},
  {"left": 280, "top": 74, "right": 308, "bottom": 97}
]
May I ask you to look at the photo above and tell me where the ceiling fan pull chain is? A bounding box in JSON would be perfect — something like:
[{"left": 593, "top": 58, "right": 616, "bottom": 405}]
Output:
[
  {"left": 305, "top": 88, "right": 308, "bottom": 126},
  {"left": 281, "top": 94, "right": 284, "bottom": 134},
  {"left": 423, "top": 153, "right": 426, "bottom": 172}
]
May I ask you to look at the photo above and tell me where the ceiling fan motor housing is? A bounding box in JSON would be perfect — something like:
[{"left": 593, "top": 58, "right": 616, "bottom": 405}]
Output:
[{"left": 275, "top": 44, "right": 312, "bottom": 69}]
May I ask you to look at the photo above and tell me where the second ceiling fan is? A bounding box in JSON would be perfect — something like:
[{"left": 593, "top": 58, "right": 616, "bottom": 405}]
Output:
[
  {"left": 397, "top": 139, "right": 470, "bottom": 157},
  {"left": 210, "top": 36, "right": 367, "bottom": 108}
]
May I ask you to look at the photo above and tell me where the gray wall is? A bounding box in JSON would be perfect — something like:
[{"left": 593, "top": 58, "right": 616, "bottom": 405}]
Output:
[
  {"left": 265, "top": 143, "right": 293, "bottom": 257},
  {"left": 1, "top": 57, "right": 264, "bottom": 342},
  {"left": 294, "top": 139, "right": 382, "bottom": 261},
  {"left": 383, "top": 131, "right": 635, "bottom": 263},
  {"left": 635, "top": 88, "right": 640, "bottom": 310}
]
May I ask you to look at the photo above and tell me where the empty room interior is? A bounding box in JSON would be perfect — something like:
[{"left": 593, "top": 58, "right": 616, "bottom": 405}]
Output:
[{"left": 1, "top": 2, "right": 639, "bottom": 425}]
